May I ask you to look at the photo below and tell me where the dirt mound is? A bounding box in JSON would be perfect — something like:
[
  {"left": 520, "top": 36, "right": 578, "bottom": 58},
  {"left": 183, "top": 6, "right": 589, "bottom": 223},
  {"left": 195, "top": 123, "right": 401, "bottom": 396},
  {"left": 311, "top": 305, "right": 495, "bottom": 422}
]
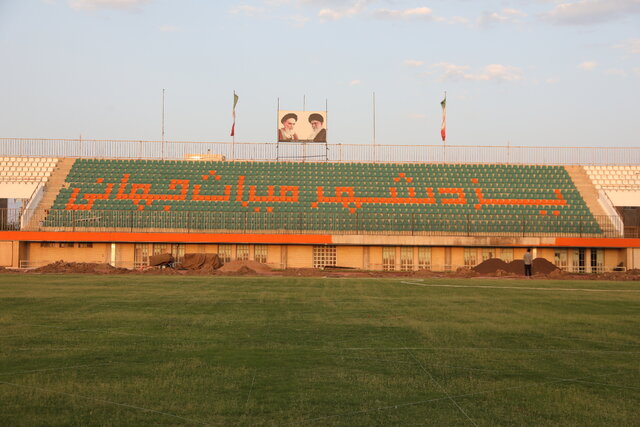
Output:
[
  {"left": 473, "top": 258, "right": 510, "bottom": 275},
  {"left": 0, "top": 266, "right": 17, "bottom": 274},
  {"left": 532, "top": 258, "right": 560, "bottom": 274},
  {"left": 149, "top": 253, "right": 174, "bottom": 267},
  {"left": 507, "top": 258, "right": 559, "bottom": 275},
  {"left": 473, "top": 257, "right": 558, "bottom": 276},
  {"left": 178, "top": 253, "right": 223, "bottom": 272},
  {"left": 453, "top": 266, "right": 479, "bottom": 278},
  {"left": 32, "top": 261, "right": 129, "bottom": 274},
  {"left": 218, "top": 260, "right": 272, "bottom": 274}
]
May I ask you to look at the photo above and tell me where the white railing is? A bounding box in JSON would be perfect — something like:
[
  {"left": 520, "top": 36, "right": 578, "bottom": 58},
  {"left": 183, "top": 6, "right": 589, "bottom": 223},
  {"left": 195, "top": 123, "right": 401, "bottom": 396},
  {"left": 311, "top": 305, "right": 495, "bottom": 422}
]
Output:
[
  {"left": 1, "top": 138, "right": 639, "bottom": 165},
  {"left": 597, "top": 190, "right": 625, "bottom": 236},
  {"left": 20, "top": 182, "right": 45, "bottom": 229}
]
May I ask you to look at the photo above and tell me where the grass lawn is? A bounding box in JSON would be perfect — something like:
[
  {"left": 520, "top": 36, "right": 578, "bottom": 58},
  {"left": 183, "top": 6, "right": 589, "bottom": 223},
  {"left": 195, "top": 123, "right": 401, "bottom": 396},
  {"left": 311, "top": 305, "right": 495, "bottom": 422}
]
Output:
[{"left": 0, "top": 275, "right": 639, "bottom": 426}]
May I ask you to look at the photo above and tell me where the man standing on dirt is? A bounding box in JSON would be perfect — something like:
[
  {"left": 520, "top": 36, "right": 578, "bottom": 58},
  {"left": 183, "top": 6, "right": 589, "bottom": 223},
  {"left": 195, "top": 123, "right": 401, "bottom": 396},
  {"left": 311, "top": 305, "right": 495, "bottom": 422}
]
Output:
[{"left": 523, "top": 248, "right": 533, "bottom": 277}]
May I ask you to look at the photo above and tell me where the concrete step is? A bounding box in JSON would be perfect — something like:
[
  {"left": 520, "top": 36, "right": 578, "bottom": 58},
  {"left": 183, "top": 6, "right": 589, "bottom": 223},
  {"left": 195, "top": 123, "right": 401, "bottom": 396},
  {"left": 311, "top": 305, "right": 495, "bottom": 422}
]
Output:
[
  {"left": 24, "top": 158, "right": 75, "bottom": 230},
  {"left": 564, "top": 165, "right": 618, "bottom": 235}
]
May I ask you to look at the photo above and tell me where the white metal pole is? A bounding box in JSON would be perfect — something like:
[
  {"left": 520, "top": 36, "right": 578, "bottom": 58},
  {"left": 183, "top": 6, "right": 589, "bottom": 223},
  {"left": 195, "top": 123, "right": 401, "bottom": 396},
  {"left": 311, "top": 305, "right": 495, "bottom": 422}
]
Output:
[
  {"left": 373, "top": 92, "right": 377, "bottom": 163},
  {"left": 161, "top": 88, "right": 165, "bottom": 160}
]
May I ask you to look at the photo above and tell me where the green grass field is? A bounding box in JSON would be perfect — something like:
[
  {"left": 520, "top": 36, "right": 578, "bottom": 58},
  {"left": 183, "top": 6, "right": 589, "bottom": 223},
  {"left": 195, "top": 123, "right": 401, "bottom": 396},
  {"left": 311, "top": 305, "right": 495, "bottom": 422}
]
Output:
[{"left": 1, "top": 275, "right": 639, "bottom": 426}]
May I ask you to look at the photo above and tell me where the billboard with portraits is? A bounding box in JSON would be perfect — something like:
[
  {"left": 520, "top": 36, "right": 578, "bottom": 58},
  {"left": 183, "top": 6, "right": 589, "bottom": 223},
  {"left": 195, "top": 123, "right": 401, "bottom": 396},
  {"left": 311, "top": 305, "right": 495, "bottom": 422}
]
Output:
[{"left": 277, "top": 111, "right": 327, "bottom": 142}]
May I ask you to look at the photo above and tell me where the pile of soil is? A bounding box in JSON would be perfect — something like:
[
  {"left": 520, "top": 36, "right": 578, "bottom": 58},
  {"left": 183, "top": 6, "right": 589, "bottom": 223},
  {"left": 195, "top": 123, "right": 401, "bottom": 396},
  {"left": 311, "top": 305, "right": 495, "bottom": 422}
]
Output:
[
  {"left": 8, "top": 258, "right": 637, "bottom": 280},
  {"left": 218, "top": 260, "right": 272, "bottom": 275},
  {"left": 149, "top": 253, "right": 174, "bottom": 267},
  {"left": 473, "top": 258, "right": 559, "bottom": 276},
  {"left": 177, "top": 253, "right": 223, "bottom": 273},
  {"left": 507, "top": 258, "right": 559, "bottom": 275},
  {"left": 31, "top": 261, "right": 129, "bottom": 274},
  {"left": 473, "top": 258, "right": 510, "bottom": 275},
  {"left": 454, "top": 266, "right": 479, "bottom": 278}
]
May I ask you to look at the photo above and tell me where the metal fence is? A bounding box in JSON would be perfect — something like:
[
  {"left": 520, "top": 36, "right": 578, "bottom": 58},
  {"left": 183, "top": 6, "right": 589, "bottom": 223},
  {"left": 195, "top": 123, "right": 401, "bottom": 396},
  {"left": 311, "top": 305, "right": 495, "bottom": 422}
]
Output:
[
  {"left": 3, "top": 208, "right": 630, "bottom": 238},
  {"left": 1, "top": 138, "right": 639, "bottom": 165}
]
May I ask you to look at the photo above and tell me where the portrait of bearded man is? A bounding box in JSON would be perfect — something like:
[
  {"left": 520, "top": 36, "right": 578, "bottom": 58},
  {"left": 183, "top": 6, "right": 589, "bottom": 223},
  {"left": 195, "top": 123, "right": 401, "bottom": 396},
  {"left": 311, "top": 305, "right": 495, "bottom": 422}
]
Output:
[{"left": 278, "top": 113, "right": 299, "bottom": 142}]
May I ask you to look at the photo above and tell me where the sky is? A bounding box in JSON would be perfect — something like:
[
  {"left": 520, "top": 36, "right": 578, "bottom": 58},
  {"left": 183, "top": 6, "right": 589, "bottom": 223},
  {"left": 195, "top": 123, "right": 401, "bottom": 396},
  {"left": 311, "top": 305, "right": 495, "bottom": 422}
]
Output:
[{"left": 0, "top": 0, "right": 639, "bottom": 147}]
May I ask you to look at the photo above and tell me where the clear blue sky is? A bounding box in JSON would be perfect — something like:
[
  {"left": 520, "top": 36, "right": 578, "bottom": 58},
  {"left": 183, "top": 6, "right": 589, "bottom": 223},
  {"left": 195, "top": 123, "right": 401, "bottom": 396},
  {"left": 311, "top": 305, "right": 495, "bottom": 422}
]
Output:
[{"left": 1, "top": 0, "right": 639, "bottom": 147}]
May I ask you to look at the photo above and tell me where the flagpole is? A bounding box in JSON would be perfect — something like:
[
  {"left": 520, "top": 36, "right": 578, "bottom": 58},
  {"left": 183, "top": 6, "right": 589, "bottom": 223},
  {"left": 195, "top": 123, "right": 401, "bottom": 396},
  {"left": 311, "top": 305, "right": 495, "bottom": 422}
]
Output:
[
  {"left": 325, "top": 98, "right": 329, "bottom": 162},
  {"left": 441, "top": 91, "right": 447, "bottom": 163},
  {"left": 443, "top": 91, "right": 446, "bottom": 147},
  {"left": 301, "top": 94, "right": 306, "bottom": 162},
  {"left": 373, "top": 91, "right": 377, "bottom": 163},
  {"left": 232, "top": 90, "right": 236, "bottom": 160},
  {"left": 161, "top": 88, "right": 165, "bottom": 160}
]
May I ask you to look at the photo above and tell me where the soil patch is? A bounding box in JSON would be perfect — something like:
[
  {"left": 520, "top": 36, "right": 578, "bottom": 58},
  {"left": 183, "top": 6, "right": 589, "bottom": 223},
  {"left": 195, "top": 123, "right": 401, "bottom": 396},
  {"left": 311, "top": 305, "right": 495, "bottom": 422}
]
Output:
[
  {"left": 8, "top": 259, "right": 640, "bottom": 280},
  {"left": 31, "top": 261, "right": 129, "bottom": 274},
  {"left": 473, "top": 259, "right": 510, "bottom": 275},
  {"left": 177, "top": 253, "right": 223, "bottom": 273},
  {"left": 473, "top": 258, "right": 559, "bottom": 276},
  {"left": 218, "top": 260, "right": 272, "bottom": 275}
]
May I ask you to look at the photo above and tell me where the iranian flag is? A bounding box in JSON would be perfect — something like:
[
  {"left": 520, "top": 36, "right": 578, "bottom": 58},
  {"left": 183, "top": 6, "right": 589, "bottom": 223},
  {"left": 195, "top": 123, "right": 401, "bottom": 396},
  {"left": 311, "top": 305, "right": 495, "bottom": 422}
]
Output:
[
  {"left": 440, "top": 93, "right": 447, "bottom": 142},
  {"left": 230, "top": 91, "right": 239, "bottom": 137}
]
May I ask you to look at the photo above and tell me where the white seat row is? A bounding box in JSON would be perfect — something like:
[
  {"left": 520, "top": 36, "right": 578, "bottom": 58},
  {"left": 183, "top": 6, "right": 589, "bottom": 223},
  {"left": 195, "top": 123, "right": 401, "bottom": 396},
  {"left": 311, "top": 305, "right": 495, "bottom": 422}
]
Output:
[
  {"left": 585, "top": 165, "right": 640, "bottom": 194},
  {"left": 0, "top": 170, "right": 52, "bottom": 176},
  {"left": 0, "top": 176, "right": 48, "bottom": 182},
  {"left": 1, "top": 161, "right": 57, "bottom": 167},
  {"left": 0, "top": 157, "right": 58, "bottom": 163},
  {"left": 585, "top": 165, "right": 640, "bottom": 171},
  {"left": 0, "top": 165, "right": 56, "bottom": 171}
]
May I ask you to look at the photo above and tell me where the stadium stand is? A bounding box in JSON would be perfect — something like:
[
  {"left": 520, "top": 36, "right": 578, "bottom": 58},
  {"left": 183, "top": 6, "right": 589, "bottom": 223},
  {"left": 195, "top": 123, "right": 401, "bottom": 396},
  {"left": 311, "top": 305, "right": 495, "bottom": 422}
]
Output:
[
  {"left": 584, "top": 165, "right": 640, "bottom": 207},
  {"left": 40, "top": 159, "right": 601, "bottom": 235},
  {"left": 0, "top": 149, "right": 638, "bottom": 272},
  {"left": 0, "top": 157, "right": 58, "bottom": 199}
]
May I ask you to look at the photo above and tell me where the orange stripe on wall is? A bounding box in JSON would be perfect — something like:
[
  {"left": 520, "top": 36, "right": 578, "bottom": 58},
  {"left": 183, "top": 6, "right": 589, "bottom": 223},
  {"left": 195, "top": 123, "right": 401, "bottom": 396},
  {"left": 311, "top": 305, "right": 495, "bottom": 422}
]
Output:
[
  {"left": 0, "top": 231, "right": 333, "bottom": 245},
  {"left": 554, "top": 237, "right": 640, "bottom": 248}
]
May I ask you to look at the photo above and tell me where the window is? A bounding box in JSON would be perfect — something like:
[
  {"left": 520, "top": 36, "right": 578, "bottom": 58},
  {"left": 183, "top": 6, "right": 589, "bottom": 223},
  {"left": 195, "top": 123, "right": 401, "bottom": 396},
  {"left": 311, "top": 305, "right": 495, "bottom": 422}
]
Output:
[
  {"left": 591, "top": 248, "right": 604, "bottom": 273},
  {"left": 444, "top": 247, "right": 452, "bottom": 271},
  {"left": 236, "top": 244, "right": 249, "bottom": 261},
  {"left": 418, "top": 247, "right": 431, "bottom": 270},
  {"left": 134, "top": 243, "right": 150, "bottom": 268},
  {"left": 500, "top": 248, "right": 513, "bottom": 263},
  {"left": 40, "top": 242, "right": 55, "bottom": 248},
  {"left": 218, "top": 245, "right": 232, "bottom": 263},
  {"left": 554, "top": 249, "right": 568, "bottom": 270},
  {"left": 481, "top": 248, "right": 495, "bottom": 262},
  {"left": 464, "top": 248, "right": 477, "bottom": 269},
  {"left": 153, "top": 243, "right": 168, "bottom": 255},
  {"left": 59, "top": 242, "right": 74, "bottom": 248},
  {"left": 78, "top": 243, "right": 93, "bottom": 248},
  {"left": 400, "top": 247, "right": 413, "bottom": 271},
  {"left": 382, "top": 247, "right": 396, "bottom": 271},
  {"left": 254, "top": 245, "right": 267, "bottom": 264},
  {"left": 170, "top": 244, "right": 185, "bottom": 263},
  {"left": 573, "top": 248, "right": 586, "bottom": 273},
  {"left": 313, "top": 245, "right": 336, "bottom": 269}
]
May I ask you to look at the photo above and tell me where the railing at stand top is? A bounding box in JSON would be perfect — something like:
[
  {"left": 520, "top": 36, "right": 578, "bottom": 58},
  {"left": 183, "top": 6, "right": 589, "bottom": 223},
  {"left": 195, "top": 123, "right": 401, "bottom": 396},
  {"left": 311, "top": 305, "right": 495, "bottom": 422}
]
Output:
[
  {"left": 1, "top": 138, "right": 639, "bottom": 165},
  {"left": 0, "top": 208, "right": 633, "bottom": 238}
]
